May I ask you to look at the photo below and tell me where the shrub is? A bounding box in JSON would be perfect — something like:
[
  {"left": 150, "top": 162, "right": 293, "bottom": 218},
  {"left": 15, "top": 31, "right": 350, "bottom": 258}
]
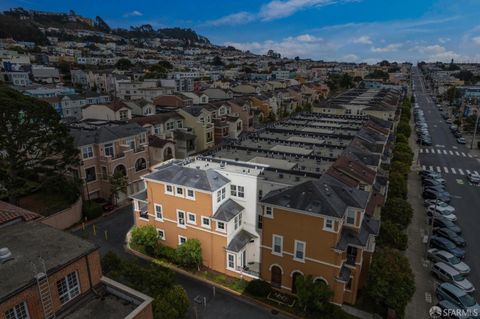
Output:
[
  {"left": 176, "top": 239, "right": 202, "bottom": 270},
  {"left": 377, "top": 221, "right": 408, "bottom": 250},
  {"left": 154, "top": 244, "right": 178, "bottom": 263},
  {"left": 245, "top": 279, "right": 272, "bottom": 297},
  {"left": 296, "top": 275, "right": 334, "bottom": 317},
  {"left": 130, "top": 225, "right": 159, "bottom": 256},
  {"left": 83, "top": 200, "right": 103, "bottom": 220},
  {"left": 153, "top": 285, "right": 189, "bottom": 319}
]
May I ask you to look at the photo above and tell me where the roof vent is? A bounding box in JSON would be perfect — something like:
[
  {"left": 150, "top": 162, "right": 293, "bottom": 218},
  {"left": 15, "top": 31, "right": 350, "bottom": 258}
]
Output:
[{"left": 0, "top": 247, "right": 13, "bottom": 264}]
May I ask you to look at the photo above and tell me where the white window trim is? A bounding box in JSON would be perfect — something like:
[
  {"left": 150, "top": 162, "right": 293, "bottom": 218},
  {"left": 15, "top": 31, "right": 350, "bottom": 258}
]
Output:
[
  {"left": 157, "top": 228, "right": 165, "bottom": 240},
  {"left": 57, "top": 271, "right": 80, "bottom": 305},
  {"left": 175, "top": 186, "right": 185, "bottom": 198},
  {"left": 154, "top": 204, "right": 163, "bottom": 221},
  {"left": 82, "top": 146, "right": 94, "bottom": 159},
  {"left": 186, "top": 188, "right": 195, "bottom": 200},
  {"left": 187, "top": 212, "right": 196, "bottom": 225},
  {"left": 133, "top": 200, "right": 139, "bottom": 211},
  {"left": 227, "top": 252, "right": 236, "bottom": 270},
  {"left": 294, "top": 240, "right": 306, "bottom": 263},
  {"left": 178, "top": 235, "right": 187, "bottom": 245},
  {"left": 323, "top": 218, "right": 334, "bottom": 232},
  {"left": 165, "top": 184, "right": 174, "bottom": 195},
  {"left": 5, "top": 301, "right": 30, "bottom": 319},
  {"left": 272, "top": 234, "right": 283, "bottom": 256},
  {"left": 264, "top": 206, "right": 273, "bottom": 218},
  {"left": 216, "top": 221, "right": 226, "bottom": 233},
  {"left": 346, "top": 209, "right": 356, "bottom": 225},
  {"left": 201, "top": 216, "right": 211, "bottom": 229},
  {"left": 177, "top": 210, "right": 186, "bottom": 228}
]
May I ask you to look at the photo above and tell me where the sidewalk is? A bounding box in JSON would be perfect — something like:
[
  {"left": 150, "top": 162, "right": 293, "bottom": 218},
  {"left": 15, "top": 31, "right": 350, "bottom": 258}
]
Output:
[
  {"left": 405, "top": 118, "right": 433, "bottom": 319},
  {"left": 463, "top": 133, "right": 480, "bottom": 158}
]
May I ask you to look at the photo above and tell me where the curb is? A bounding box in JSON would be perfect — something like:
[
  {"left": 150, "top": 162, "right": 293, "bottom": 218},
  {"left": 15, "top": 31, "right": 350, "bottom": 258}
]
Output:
[{"left": 125, "top": 246, "right": 300, "bottom": 319}]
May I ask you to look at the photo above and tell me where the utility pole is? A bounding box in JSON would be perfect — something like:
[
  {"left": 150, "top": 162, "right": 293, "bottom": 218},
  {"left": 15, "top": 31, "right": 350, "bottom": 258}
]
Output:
[{"left": 471, "top": 108, "right": 480, "bottom": 150}]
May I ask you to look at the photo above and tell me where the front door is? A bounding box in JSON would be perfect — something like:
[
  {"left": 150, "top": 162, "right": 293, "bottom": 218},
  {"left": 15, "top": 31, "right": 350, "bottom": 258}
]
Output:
[
  {"left": 291, "top": 272, "right": 303, "bottom": 294},
  {"left": 271, "top": 266, "right": 282, "bottom": 288}
]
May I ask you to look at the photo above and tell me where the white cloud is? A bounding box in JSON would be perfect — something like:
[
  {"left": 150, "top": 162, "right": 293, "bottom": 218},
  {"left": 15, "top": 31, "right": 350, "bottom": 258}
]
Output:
[
  {"left": 123, "top": 10, "right": 143, "bottom": 18},
  {"left": 370, "top": 43, "right": 402, "bottom": 53},
  {"left": 340, "top": 54, "right": 359, "bottom": 62},
  {"left": 352, "top": 35, "right": 372, "bottom": 44},
  {"left": 258, "top": 0, "right": 336, "bottom": 21},
  {"left": 413, "top": 44, "right": 446, "bottom": 55},
  {"left": 473, "top": 36, "right": 480, "bottom": 45},
  {"left": 203, "top": 12, "right": 255, "bottom": 26},
  {"left": 438, "top": 37, "right": 451, "bottom": 44},
  {"left": 295, "top": 34, "right": 322, "bottom": 42}
]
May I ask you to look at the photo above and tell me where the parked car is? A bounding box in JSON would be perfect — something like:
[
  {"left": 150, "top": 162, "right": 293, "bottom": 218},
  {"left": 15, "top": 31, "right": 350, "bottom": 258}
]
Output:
[
  {"left": 436, "top": 300, "right": 472, "bottom": 319},
  {"left": 431, "top": 262, "right": 475, "bottom": 292},
  {"left": 457, "top": 137, "right": 466, "bottom": 144},
  {"left": 426, "top": 207, "right": 457, "bottom": 221},
  {"left": 423, "top": 178, "right": 444, "bottom": 187},
  {"left": 454, "top": 131, "right": 463, "bottom": 138},
  {"left": 424, "top": 184, "right": 447, "bottom": 193},
  {"left": 446, "top": 119, "right": 453, "bottom": 124},
  {"left": 467, "top": 173, "right": 480, "bottom": 184},
  {"left": 427, "top": 201, "right": 455, "bottom": 214},
  {"left": 435, "top": 228, "right": 466, "bottom": 247},
  {"left": 427, "top": 249, "right": 470, "bottom": 275},
  {"left": 433, "top": 217, "right": 462, "bottom": 235},
  {"left": 436, "top": 283, "right": 480, "bottom": 314},
  {"left": 420, "top": 170, "right": 442, "bottom": 179},
  {"left": 429, "top": 236, "right": 465, "bottom": 259},
  {"left": 423, "top": 189, "right": 451, "bottom": 203}
]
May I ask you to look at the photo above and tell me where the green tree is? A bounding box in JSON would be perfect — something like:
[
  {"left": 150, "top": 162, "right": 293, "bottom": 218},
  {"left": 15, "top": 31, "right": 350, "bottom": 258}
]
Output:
[
  {"left": 0, "top": 86, "right": 79, "bottom": 203},
  {"left": 397, "top": 122, "right": 411, "bottom": 138},
  {"left": 176, "top": 239, "right": 202, "bottom": 270},
  {"left": 388, "top": 172, "right": 407, "bottom": 199},
  {"left": 381, "top": 198, "right": 413, "bottom": 228},
  {"left": 377, "top": 221, "right": 408, "bottom": 250},
  {"left": 130, "top": 225, "right": 159, "bottom": 255},
  {"left": 396, "top": 134, "right": 408, "bottom": 144},
  {"left": 152, "top": 286, "right": 189, "bottom": 319},
  {"left": 366, "top": 248, "right": 415, "bottom": 317},
  {"left": 444, "top": 86, "right": 461, "bottom": 104},
  {"left": 296, "top": 275, "right": 334, "bottom": 317},
  {"left": 115, "top": 58, "right": 133, "bottom": 70},
  {"left": 109, "top": 171, "right": 128, "bottom": 205},
  {"left": 390, "top": 161, "right": 411, "bottom": 178}
]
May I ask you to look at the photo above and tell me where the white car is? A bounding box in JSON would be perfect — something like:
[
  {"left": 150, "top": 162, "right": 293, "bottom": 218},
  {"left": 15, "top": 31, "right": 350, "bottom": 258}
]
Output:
[
  {"left": 426, "top": 206, "right": 457, "bottom": 221},
  {"left": 427, "top": 249, "right": 471, "bottom": 275},
  {"left": 428, "top": 202, "right": 455, "bottom": 214},
  {"left": 467, "top": 173, "right": 480, "bottom": 184}
]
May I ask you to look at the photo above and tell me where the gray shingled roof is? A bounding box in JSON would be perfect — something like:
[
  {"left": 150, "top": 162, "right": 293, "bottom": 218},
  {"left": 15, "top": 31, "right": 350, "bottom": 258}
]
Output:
[
  {"left": 130, "top": 190, "right": 148, "bottom": 203},
  {"left": 144, "top": 165, "right": 229, "bottom": 192},
  {"left": 212, "top": 199, "right": 244, "bottom": 221},
  {"left": 69, "top": 123, "right": 146, "bottom": 147},
  {"left": 227, "top": 230, "right": 257, "bottom": 252},
  {"left": 261, "top": 174, "right": 369, "bottom": 218}
]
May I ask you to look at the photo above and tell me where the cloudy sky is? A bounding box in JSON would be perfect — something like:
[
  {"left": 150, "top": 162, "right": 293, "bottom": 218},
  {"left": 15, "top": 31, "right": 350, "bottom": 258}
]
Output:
[{"left": 2, "top": 0, "right": 480, "bottom": 63}]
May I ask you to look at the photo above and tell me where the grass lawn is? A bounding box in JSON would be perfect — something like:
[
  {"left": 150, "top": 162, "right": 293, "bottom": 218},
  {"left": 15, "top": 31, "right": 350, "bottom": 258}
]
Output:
[{"left": 19, "top": 191, "right": 75, "bottom": 216}]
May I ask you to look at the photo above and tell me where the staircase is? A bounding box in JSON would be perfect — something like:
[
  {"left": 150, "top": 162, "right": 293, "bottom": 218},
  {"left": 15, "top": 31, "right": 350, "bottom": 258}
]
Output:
[{"left": 32, "top": 258, "right": 56, "bottom": 319}]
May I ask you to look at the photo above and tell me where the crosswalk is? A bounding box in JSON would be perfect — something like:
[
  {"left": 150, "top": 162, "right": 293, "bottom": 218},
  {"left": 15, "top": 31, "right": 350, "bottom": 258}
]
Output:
[
  {"left": 421, "top": 165, "right": 479, "bottom": 176},
  {"left": 419, "top": 148, "right": 473, "bottom": 158}
]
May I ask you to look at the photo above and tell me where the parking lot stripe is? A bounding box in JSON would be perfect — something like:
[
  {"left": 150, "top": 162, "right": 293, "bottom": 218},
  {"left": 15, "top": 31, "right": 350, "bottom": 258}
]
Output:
[
  {"left": 429, "top": 165, "right": 434, "bottom": 171},
  {"left": 451, "top": 168, "right": 456, "bottom": 174},
  {"left": 422, "top": 165, "right": 426, "bottom": 170},
  {"left": 425, "top": 149, "right": 430, "bottom": 153},
  {"left": 468, "top": 154, "right": 473, "bottom": 158},
  {"left": 449, "top": 150, "right": 454, "bottom": 155},
  {"left": 462, "top": 152, "right": 467, "bottom": 157},
  {"left": 443, "top": 167, "right": 449, "bottom": 173},
  {"left": 443, "top": 150, "right": 448, "bottom": 154},
  {"left": 466, "top": 169, "right": 471, "bottom": 174},
  {"left": 436, "top": 166, "right": 442, "bottom": 173},
  {"left": 458, "top": 168, "right": 465, "bottom": 175},
  {"left": 455, "top": 151, "right": 460, "bottom": 156},
  {"left": 420, "top": 148, "right": 423, "bottom": 153}
]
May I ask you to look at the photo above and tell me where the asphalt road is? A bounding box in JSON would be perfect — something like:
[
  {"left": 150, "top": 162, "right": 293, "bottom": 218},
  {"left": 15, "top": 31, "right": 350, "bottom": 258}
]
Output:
[
  {"left": 413, "top": 67, "right": 480, "bottom": 299},
  {"left": 73, "top": 205, "right": 289, "bottom": 319}
]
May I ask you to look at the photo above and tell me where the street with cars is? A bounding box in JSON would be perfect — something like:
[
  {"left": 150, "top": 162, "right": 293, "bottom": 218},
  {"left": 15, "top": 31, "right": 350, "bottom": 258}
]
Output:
[{"left": 412, "top": 66, "right": 480, "bottom": 317}]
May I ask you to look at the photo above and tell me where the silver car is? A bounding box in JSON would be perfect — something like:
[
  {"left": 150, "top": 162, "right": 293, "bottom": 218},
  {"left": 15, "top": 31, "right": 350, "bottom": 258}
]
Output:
[
  {"left": 432, "top": 262, "right": 475, "bottom": 293},
  {"left": 428, "top": 248, "right": 471, "bottom": 275}
]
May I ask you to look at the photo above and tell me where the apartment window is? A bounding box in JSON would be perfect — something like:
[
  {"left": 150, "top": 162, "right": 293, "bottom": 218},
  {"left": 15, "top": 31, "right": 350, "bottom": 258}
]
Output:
[
  {"left": 57, "top": 272, "right": 80, "bottom": 304},
  {"left": 230, "top": 185, "right": 245, "bottom": 198},
  {"left": 324, "top": 218, "right": 334, "bottom": 231},
  {"left": 139, "top": 133, "right": 146, "bottom": 144},
  {"left": 187, "top": 212, "right": 196, "bottom": 224},
  {"left": 4, "top": 302, "right": 30, "bottom": 319},
  {"left": 206, "top": 132, "right": 213, "bottom": 143},
  {"left": 346, "top": 210, "right": 356, "bottom": 225},
  {"left": 176, "top": 120, "right": 183, "bottom": 128},
  {"left": 186, "top": 189, "right": 195, "bottom": 200},
  {"left": 237, "top": 186, "right": 245, "bottom": 198},
  {"left": 177, "top": 210, "right": 186, "bottom": 228},
  {"left": 176, "top": 187, "right": 184, "bottom": 197},
  {"left": 82, "top": 146, "right": 94, "bottom": 159},
  {"left": 178, "top": 235, "right": 187, "bottom": 245},
  {"left": 234, "top": 213, "right": 242, "bottom": 230},
  {"left": 227, "top": 253, "right": 235, "bottom": 270},
  {"left": 294, "top": 240, "right": 306, "bottom": 262},
  {"left": 165, "top": 184, "right": 174, "bottom": 195},
  {"left": 101, "top": 166, "right": 108, "bottom": 180},
  {"left": 264, "top": 206, "right": 273, "bottom": 218},
  {"left": 157, "top": 229, "right": 165, "bottom": 240},
  {"left": 126, "top": 138, "right": 135, "bottom": 150},
  {"left": 166, "top": 121, "right": 175, "bottom": 130},
  {"left": 272, "top": 235, "right": 283, "bottom": 256},
  {"left": 231, "top": 185, "right": 237, "bottom": 196},
  {"left": 216, "top": 187, "right": 226, "bottom": 203},
  {"left": 216, "top": 221, "right": 225, "bottom": 232},
  {"left": 257, "top": 215, "right": 263, "bottom": 229},
  {"left": 85, "top": 167, "right": 96, "bottom": 183},
  {"left": 154, "top": 204, "right": 163, "bottom": 221},
  {"left": 104, "top": 143, "right": 114, "bottom": 157},
  {"left": 201, "top": 217, "right": 211, "bottom": 229},
  {"left": 154, "top": 126, "right": 161, "bottom": 135},
  {"left": 119, "top": 110, "right": 128, "bottom": 120},
  {"left": 346, "top": 277, "right": 353, "bottom": 291}
]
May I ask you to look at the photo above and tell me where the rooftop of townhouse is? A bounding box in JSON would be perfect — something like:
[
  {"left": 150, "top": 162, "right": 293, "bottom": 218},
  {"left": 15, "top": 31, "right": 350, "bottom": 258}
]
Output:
[{"left": 68, "top": 121, "right": 146, "bottom": 147}]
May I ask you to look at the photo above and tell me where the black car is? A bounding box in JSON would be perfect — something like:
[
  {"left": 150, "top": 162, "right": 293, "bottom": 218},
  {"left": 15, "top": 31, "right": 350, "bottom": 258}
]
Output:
[
  {"left": 419, "top": 170, "right": 442, "bottom": 179},
  {"left": 429, "top": 236, "right": 465, "bottom": 259},
  {"left": 453, "top": 131, "right": 462, "bottom": 138},
  {"left": 424, "top": 184, "right": 447, "bottom": 193},
  {"left": 434, "top": 228, "right": 466, "bottom": 247},
  {"left": 422, "top": 178, "right": 443, "bottom": 187},
  {"left": 433, "top": 217, "right": 462, "bottom": 235},
  {"left": 423, "top": 189, "right": 451, "bottom": 203}
]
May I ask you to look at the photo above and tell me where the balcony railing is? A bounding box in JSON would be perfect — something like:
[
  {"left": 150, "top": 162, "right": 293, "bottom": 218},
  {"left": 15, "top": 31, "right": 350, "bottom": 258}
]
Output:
[{"left": 236, "top": 263, "right": 260, "bottom": 278}]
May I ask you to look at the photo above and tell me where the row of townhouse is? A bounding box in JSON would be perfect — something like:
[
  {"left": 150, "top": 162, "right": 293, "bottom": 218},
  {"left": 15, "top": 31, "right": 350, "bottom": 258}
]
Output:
[{"left": 131, "top": 113, "right": 393, "bottom": 306}]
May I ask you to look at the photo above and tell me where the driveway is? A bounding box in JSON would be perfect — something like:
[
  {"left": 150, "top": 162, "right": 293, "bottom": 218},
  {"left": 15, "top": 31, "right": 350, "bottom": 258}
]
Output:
[{"left": 73, "top": 205, "right": 290, "bottom": 319}]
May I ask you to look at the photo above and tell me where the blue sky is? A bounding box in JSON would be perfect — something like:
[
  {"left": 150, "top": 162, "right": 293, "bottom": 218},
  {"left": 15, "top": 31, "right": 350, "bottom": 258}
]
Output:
[{"left": 2, "top": 0, "right": 480, "bottom": 63}]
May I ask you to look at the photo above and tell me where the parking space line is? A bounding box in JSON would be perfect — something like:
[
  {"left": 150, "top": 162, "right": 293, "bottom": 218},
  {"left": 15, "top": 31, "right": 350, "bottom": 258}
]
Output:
[
  {"left": 425, "top": 149, "right": 430, "bottom": 154},
  {"left": 458, "top": 168, "right": 464, "bottom": 175},
  {"left": 422, "top": 165, "right": 426, "bottom": 170},
  {"left": 420, "top": 148, "right": 423, "bottom": 153},
  {"left": 462, "top": 152, "right": 467, "bottom": 157},
  {"left": 455, "top": 151, "right": 460, "bottom": 156},
  {"left": 436, "top": 166, "right": 442, "bottom": 173},
  {"left": 429, "top": 165, "right": 434, "bottom": 171},
  {"left": 443, "top": 150, "right": 448, "bottom": 155},
  {"left": 449, "top": 150, "right": 453, "bottom": 155},
  {"left": 466, "top": 169, "right": 471, "bottom": 174},
  {"left": 451, "top": 168, "right": 456, "bottom": 174},
  {"left": 443, "top": 167, "right": 449, "bottom": 173},
  {"left": 468, "top": 154, "right": 473, "bottom": 158}
]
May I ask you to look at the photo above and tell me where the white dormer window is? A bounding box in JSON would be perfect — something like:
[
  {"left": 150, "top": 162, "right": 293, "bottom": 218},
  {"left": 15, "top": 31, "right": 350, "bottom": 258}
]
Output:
[
  {"left": 82, "top": 146, "right": 94, "bottom": 159},
  {"left": 176, "top": 187, "right": 184, "bottom": 197},
  {"left": 346, "top": 210, "right": 356, "bottom": 225},
  {"left": 324, "top": 218, "right": 334, "bottom": 231},
  {"left": 186, "top": 189, "right": 195, "bottom": 200},
  {"left": 165, "top": 184, "right": 174, "bottom": 195},
  {"left": 216, "top": 187, "right": 226, "bottom": 203},
  {"left": 201, "top": 216, "right": 211, "bottom": 229},
  {"left": 264, "top": 206, "right": 273, "bottom": 218}
]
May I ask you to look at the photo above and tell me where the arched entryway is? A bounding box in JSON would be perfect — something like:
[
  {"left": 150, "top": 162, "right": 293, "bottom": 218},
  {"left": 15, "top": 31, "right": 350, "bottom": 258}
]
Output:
[
  {"left": 113, "top": 164, "right": 126, "bottom": 176},
  {"left": 291, "top": 272, "right": 304, "bottom": 294},
  {"left": 135, "top": 158, "right": 147, "bottom": 172},
  {"left": 163, "top": 146, "right": 173, "bottom": 160},
  {"left": 271, "top": 265, "right": 282, "bottom": 288}
]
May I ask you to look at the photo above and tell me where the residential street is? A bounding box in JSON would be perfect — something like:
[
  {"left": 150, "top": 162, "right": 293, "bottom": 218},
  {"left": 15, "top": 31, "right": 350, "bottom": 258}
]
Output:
[
  {"left": 72, "top": 205, "right": 290, "bottom": 319},
  {"left": 406, "top": 67, "right": 480, "bottom": 317}
]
